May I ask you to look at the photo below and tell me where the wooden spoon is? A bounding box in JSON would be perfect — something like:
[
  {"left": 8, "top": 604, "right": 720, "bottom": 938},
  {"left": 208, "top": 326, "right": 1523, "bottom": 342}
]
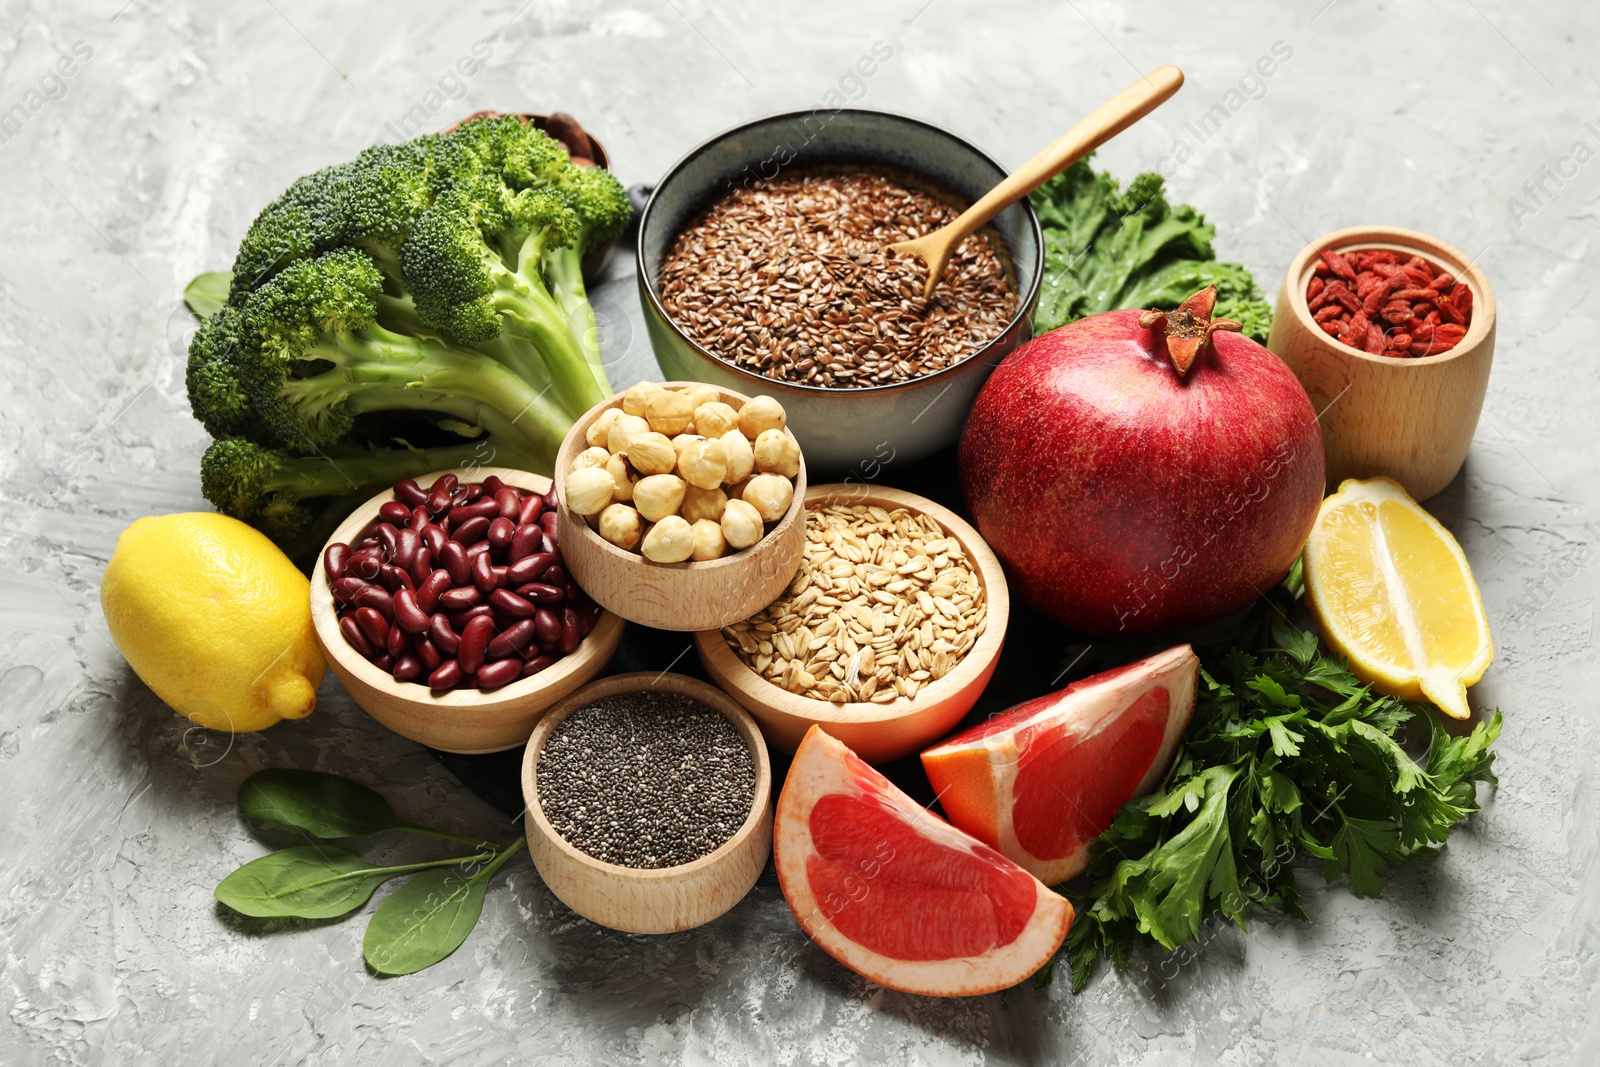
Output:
[{"left": 890, "top": 65, "right": 1185, "bottom": 300}]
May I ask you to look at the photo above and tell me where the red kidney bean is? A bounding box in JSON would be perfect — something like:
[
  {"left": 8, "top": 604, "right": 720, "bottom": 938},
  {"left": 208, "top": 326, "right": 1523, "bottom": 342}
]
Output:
[
  {"left": 415, "top": 570, "right": 451, "bottom": 614},
  {"left": 394, "top": 478, "right": 427, "bottom": 507},
  {"left": 517, "top": 494, "right": 544, "bottom": 526},
  {"left": 447, "top": 604, "right": 494, "bottom": 628},
  {"left": 347, "top": 549, "right": 383, "bottom": 580},
  {"left": 392, "top": 588, "right": 431, "bottom": 633},
  {"left": 559, "top": 608, "right": 581, "bottom": 654},
  {"left": 425, "top": 476, "right": 456, "bottom": 515},
  {"left": 536, "top": 638, "right": 561, "bottom": 657},
  {"left": 517, "top": 582, "right": 563, "bottom": 604},
  {"left": 439, "top": 542, "right": 470, "bottom": 586},
  {"left": 372, "top": 522, "right": 400, "bottom": 557},
  {"left": 521, "top": 654, "right": 558, "bottom": 677},
  {"left": 475, "top": 658, "right": 521, "bottom": 690},
  {"left": 373, "top": 653, "right": 395, "bottom": 672},
  {"left": 438, "top": 586, "right": 481, "bottom": 611},
  {"left": 577, "top": 603, "right": 599, "bottom": 637},
  {"left": 509, "top": 525, "right": 544, "bottom": 561},
  {"left": 454, "top": 515, "right": 491, "bottom": 546},
  {"left": 487, "top": 618, "right": 534, "bottom": 658},
  {"left": 536, "top": 561, "right": 563, "bottom": 585},
  {"left": 357, "top": 536, "right": 380, "bottom": 551},
  {"left": 378, "top": 501, "right": 412, "bottom": 528},
  {"left": 353, "top": 585, "right": 394, "bottom": 620},
  {"left": 458, "top": 616, "right": 494, "bottom": 674},
  {"left": 533, "top": 607, "right": 562, "bottom": 646},
  {"left": 413, "top": 634, "right": 443, "bottom": 670},
  {"left": 378, "top": 565, "right": 414, "bottom": 593},
  {"left": 489, "top": 588, "right": 537, "bottom": 618},
  {"left": 490, "top": 565, "right": 509, "bottom": 587},
  {"left": 539, "top": 510, "right": 559, "bottom": 539},
  {"left": 428, "top": 659, "right": 463, "bottom": 690},
  {"left": 487, "top": 516, "right": 515, "bottom": 549},
  {"left": 354, "top": 606, "right": 390, "bottom": 648},
  {"left": 429, "top": 614, "right": 460, "bottom": 655},
  {"left": 455, "top": 482, "right": 483, "bottom": 505},
  {"left": 408, "top": 544, "right": 432, "bottom": 587},
  {"left": 331, "top": 576, "right": 374, "bottom": 606},
  {"left": 447, "top": 499, "right": 499, "bottom": 526},
  {"left": 465, "top": 541, "right": 492, "bottom": 562},
  {"left": 411, "top": 505, "right": 431, "bottom": 531},
  {"left": 385, "top": 621, "right": 408, "bottom": 658},
  {"left": 542, "top": 524, "right": 559, "bottom": 553},
  {"left": 323, "top": 543, "right": 351, "bottom": 580},
  {"left": 339, "top": 615, "right": 375, "bottom": 658},
  {"left": 392, "top": 528, "right": 420, "bottom": 571},
  {"left": 492, "top": 487, "right": 518, "bottom": 519},
  {"left": 392, "top": 655, "right": 422, "bottom": 682},
  {"left": 481, "top": 475, "right": 506, "bottom": 496},
  {"left": 564, "top": 581, "right": 582, "bottom": 604},
  {"left": 471, "top": 551, "right": 498, "bottom": 594},
  {"left": 507, "top": 552, "right": 555, "bottom": 585},
  {"left": 544, "top": 487, "right": 560, "bottom": 510},
  {"left": 420, "top": 522, "right": 447, "bottom": 557}
]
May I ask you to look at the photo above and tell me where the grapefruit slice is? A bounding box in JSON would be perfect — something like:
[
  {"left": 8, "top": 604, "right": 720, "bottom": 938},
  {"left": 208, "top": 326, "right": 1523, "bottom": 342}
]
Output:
[
  {"left": 774, "top": 726, "right": 1073, "bottom": 997},
  {"left": 921, "top": 644, "right": 1199, "bottom": 885}
]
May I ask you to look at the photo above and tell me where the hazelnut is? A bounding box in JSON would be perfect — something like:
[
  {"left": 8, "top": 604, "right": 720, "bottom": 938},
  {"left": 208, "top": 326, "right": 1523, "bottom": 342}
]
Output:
[
  {"left": 742, "top": 473, "right": 794, "bottom": 522},
  {"left": 753, "top": 429, "right": 801, "bottom": 478},
  {"left": 597, "top": 503, "right": 642, "bottom": 550},
  {"left": 681, "top": 484, "right": 728, "bottom": 523},
  {"left": 605, "top": 452, "right": 635, "bottom": 502},
  {"left": 677, "top": 437, "right": 728, "bottom": 490},
  {"left": 641, "top": 515, "right": 694, "bottom": 563},
  {"left": 690, "top": 518, "right": 726, "bottom": 561},
  {"left": 645, "top": 391, "right": 696, "bottom": 435},
  {"left": 682, "top": 384, "right": 722, "bottom": 411},
  {"left": 672, "top": 433, "right": 705, "bottom": 456},
  {"left": 738, "top": 394, "right": 786, "bottom": 439},
  {"left": 586, "top": 407, "right": 622, "bottom": 448},
  {"left": 633, "top": 473, "right": 686, "bottom": 522},
  {"left": 607, "top": 412, "right": 650, "bottom": 454},
  {"left": 692, "top": 401, "right": 739, "bottom": 439},
  {"left": 721, "top": 498, "right": 765, "bottom": 549},
  {"left": 571, "top": 445, "right": 612, "bottom": 472},
  {"left": 720, "top": 429, "right": 754, "bottom": 484},
  {"left": 626, "top": 432, "right": 677, "bottom": 475},
  {"left": 621, "top": 381, "right": 665, "bottom": 417},
  {"left": 564, "top": 466, "right": 616, "bottom": 516}
]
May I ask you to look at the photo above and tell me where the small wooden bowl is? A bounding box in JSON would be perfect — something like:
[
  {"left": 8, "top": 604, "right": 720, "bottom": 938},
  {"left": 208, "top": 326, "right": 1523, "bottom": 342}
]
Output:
[
  {"left": 554, "top": 382, "right": 807, "bottom": 631},
  {"left": 694, "top": 484, "right": 1009, "bottom": 764},
  {"left": 310, "top": 467, "right": 626, "bottom": 755},
  {"left": 521, "top": 672, "right": 773, "bottom": 934},
  {"left": 1267, "top": 225, "right": 1496, "bottom": 502}
]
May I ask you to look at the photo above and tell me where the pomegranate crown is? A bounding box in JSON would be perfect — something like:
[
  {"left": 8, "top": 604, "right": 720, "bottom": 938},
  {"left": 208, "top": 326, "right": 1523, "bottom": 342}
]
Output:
[{"left": 1139, "top": 286, "right": 1243, "bottom": 377}]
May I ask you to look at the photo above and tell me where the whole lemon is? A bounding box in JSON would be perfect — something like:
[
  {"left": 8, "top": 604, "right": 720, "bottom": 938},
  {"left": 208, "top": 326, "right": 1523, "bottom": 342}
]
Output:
[{"left": 101, "top": 513, "right": 325, "bottom": 732}]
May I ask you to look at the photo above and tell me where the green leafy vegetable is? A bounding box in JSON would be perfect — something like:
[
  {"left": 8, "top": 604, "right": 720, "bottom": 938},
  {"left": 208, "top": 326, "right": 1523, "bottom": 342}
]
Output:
[
  {"left": 216, "top": 769, "right": 524, "bottom": 974},
  {"left": 1064, "top": 595, "right": 1500, "bottom": 992},
  {"left": 363, "top": 839, "right": 526, "bottom": 976},
  {"left": 184, "top": 271, "right": 231, "bottom": 319},
  {"left": 1029, "top": 159, "right": 1273, "bottom": 342}
]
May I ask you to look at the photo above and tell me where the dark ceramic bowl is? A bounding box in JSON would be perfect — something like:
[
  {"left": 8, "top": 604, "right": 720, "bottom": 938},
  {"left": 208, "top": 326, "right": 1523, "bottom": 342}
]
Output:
[{"left": 636, "top": 109, "right": 1043, "bottom": 477}]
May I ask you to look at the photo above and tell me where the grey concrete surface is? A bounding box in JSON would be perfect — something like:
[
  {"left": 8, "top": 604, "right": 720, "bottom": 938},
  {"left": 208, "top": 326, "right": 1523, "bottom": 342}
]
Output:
[{"left": 2, "top": 1, "right": 1597, "bottom": 1063}]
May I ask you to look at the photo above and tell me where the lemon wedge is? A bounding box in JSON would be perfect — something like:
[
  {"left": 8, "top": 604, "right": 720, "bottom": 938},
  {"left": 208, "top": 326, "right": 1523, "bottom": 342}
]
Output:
[{"left": 1304, "top": 477, "right": 1492, "bottom": 720}]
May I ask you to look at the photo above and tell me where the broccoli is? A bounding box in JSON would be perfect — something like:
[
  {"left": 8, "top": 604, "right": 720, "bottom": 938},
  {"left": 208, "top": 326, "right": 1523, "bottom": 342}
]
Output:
[{"left": 186, "top": 116, "right": 630, "bottom": 563}]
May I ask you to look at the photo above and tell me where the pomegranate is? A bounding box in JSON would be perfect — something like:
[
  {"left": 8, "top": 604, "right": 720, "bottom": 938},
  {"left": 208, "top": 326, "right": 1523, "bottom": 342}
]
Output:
[{"left": 960, "top": 287, "right": 1325, "bottom": 636}]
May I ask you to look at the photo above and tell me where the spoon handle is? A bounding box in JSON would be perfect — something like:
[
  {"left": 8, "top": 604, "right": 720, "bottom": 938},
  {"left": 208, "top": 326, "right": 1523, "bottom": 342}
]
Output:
[{"left": 946, "top": 65, "right": 1184, "bottom": 243}]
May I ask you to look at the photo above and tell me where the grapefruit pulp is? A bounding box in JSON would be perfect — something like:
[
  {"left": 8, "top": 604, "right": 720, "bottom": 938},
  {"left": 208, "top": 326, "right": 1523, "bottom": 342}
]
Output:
[
  {"left": 921, "top": 644, "right": 1199, "bottom": 885},
  {"left": 774, "top": 726, "right": 1073, "bottom": 997}
]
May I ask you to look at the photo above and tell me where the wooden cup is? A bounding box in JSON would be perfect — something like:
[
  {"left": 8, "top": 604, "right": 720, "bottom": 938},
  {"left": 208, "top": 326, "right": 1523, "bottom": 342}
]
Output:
[
  {"left": 1267, "top": 225, "right": 1496, "bottom": 502},
  {"left": 554, "top": 382, "right": 807, "bottom": 632},
  {"left": 521, "top": 672, "right": 773, "bottom": 934},
  {"left": 694, "top": 484, "right": 1009, "bottom": 764},
  {"left": 310, "top": 467, "right": 626, "bottom": 755}
]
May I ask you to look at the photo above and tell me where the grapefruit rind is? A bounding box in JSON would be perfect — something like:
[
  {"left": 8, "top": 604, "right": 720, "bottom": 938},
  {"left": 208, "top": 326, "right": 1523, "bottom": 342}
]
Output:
[
  {"left": 774, "top": 726, "right": 1073, "bottom": 997},
  {"left": 921, "top": 644, "right": 1199, "bottom": 885}
]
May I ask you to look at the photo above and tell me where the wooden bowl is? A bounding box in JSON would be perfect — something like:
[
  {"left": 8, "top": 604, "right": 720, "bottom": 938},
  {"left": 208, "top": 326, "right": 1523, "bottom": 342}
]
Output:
[
  {"left": 694, "top": 484, "right": 1009, "bottom": 764},
  {"left": 554, "top": 382, "right": 807, "bottom": 632},
  {"left": 1267, "top": 225, "right": 1496, "bottom": 502},
  {"left": 310, "top": 467, "right": 626, "bottom": 755},
  {"left": 520, "top": 672, "right": 773, "bottom": 934}
]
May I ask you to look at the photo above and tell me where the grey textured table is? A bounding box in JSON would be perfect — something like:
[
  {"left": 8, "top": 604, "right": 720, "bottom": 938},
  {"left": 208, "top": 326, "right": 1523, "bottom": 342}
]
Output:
[{"left": 3, "top": 2, "right": 1596, "bottom": 1063}]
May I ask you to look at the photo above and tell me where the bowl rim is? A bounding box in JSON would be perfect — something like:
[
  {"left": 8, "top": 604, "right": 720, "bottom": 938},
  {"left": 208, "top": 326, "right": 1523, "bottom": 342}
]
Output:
[
  {"left": 1281, "top": 224, "right": 1496, "bottom": 368},
  {"left": 555, "top": 381, "right": 807, "bottom": 576},
  {"left": 310, "top": 466, "right": 626, "bottom": 716},
  {"left": 635, "top": 106, "right": 1046, "bottom": 398},
  {"left": 693, "top": 482, "right": 1009, "bottom": 727},
  {"left": 520, "top": 671, "right": 773, "bottom": 883}
]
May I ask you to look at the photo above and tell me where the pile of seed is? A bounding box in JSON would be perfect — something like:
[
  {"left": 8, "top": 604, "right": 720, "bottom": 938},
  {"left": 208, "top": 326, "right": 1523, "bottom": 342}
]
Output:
[
  {"left": 722, "top": 504, "right": 986, "bottom": 703},
  {"left": 536, "top": 691, "right": 756, "bottom": 869},
  {"left": 658, "top": 169, "right": 1017, "bottom": 388}
]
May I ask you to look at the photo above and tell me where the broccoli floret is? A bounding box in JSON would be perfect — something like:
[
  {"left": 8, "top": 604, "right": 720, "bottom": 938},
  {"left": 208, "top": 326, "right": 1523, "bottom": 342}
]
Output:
[{"left": 187, "top": 115, "right": 630, "bottom": 561}]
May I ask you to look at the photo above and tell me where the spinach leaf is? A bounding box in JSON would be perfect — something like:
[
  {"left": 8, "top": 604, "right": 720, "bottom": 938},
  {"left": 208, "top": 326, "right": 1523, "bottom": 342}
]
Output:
[
  {"left": 239, "top": 769, "right": 407, "bottom": 839},
  {"left": 363, "top": 839, "right": 525, "bottom": 976},
  {"left": 215, "top": 845, "right": 404, "bottom": 919}
]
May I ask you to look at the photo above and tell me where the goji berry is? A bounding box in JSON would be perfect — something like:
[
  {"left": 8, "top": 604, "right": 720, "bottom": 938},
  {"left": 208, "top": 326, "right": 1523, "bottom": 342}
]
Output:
[{"left": 1307, "top": 247, "right": 1471, "bottom": 356}]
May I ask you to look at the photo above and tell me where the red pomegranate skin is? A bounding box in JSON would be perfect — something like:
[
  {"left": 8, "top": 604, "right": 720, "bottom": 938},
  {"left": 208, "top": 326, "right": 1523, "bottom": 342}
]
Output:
[{"left": 960, "top": 309, "right": 1325, "bottom": 636}]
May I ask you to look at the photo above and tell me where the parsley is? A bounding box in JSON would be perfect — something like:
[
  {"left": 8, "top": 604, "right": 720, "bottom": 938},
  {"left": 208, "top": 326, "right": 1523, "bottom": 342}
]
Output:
[{"left": 1060, "top": 576, "right": 1501, "bottom": 993}]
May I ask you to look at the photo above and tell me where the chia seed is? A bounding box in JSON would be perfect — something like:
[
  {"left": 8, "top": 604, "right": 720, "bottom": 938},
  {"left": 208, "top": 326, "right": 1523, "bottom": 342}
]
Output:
[{"left": 535, "top": 690, "right": 757, "bottom": 869}]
